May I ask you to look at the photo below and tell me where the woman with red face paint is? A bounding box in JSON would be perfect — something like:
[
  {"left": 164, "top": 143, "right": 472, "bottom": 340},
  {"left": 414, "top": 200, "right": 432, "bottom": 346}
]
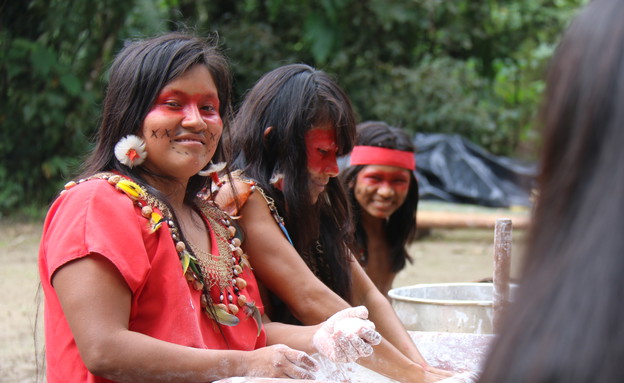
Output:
[
  {"left": 340, "top": 121, "right": 419, "bottom": 297},
  {"left": 38, "top": 34, "right": 381, "bottom": 383},
  {"left": 216, "top": 64, "right": 457, "bottom": 383}
]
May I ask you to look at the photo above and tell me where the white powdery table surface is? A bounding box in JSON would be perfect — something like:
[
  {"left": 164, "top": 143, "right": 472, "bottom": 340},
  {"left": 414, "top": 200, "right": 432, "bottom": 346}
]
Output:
[{"left": 215, "top": 331, "right": 493, "bottom": 383}]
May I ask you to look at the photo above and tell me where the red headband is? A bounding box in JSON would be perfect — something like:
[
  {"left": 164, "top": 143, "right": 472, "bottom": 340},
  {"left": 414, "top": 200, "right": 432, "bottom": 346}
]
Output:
[{"left": 349, "top": 145, "right": 415, "bottom": 170}]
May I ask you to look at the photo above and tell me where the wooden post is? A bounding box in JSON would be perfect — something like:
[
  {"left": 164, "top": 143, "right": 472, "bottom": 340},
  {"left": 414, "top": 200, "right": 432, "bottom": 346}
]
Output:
[{"left": 493, "top": 218, "right": 512, "bottom": 333}]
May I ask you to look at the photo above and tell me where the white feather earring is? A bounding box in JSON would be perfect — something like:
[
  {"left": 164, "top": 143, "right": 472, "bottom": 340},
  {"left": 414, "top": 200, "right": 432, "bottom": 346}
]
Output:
[{"left": 114, "top": 135, "right": 148, "bottom": 168}]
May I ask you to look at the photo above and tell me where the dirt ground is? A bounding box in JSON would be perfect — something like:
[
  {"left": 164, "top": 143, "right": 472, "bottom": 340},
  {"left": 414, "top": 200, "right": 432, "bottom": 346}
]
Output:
[{"left": 0, "top": 216, "right": 526, "bottom": 382}]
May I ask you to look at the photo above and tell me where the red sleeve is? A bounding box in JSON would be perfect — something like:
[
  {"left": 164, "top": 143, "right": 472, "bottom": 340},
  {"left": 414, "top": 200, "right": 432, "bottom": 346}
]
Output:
[{"left": 41, "top": 179, "right": 151, "bottom": 293}]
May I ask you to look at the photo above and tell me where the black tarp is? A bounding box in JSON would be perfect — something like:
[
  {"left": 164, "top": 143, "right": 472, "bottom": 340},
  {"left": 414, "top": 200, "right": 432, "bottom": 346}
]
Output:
[{"left": 414, "top": 133, "right": 536, "bottom": 208}]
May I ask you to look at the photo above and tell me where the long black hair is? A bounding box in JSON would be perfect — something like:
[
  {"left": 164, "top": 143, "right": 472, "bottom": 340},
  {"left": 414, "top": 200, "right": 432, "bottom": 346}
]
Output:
[
  {"left": 340, "top": 121, "right": 418, "bottom": 272},
  {"left": 230, "top": 64, "right": 357, "bottom": 303},
  {"left": 479, "top": 1, "right": 624, "bottom": 382}
]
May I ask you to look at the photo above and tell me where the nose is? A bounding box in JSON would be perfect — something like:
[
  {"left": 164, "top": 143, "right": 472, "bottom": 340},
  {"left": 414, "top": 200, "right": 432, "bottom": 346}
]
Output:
[
  {"left": 324, "top": 154, "right": 339, "bottom": 177},
  {"left": 377, "top": 182, "right": 395, "bottom": 197},
  {"left": 181, "top": 105, "right": 207, "bottom": 131}
]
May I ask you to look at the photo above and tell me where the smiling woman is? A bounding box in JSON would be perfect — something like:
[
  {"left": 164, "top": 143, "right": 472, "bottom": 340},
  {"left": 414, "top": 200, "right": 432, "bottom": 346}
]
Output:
[
  {"left": 141, "top": 65, "right": 223, "bottom": 184},
  {"left": 37, "top": 33, "right": 380, "bottom": 383},
  {"left": 340, "top": 121, "right": 419, "bottom": 297}
]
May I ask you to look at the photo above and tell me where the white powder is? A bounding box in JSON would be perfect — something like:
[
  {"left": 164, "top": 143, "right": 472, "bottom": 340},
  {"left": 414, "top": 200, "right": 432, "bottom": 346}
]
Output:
[
  {"left": 313, "top": 331, "right": 492, "bottom": 383},
  {"left": 214, "top": 331, "right": 493, "bottom": 383}
]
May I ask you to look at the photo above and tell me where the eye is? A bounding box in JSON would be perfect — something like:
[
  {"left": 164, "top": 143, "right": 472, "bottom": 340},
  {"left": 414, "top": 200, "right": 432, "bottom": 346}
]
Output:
[
  {"left": 201, "top": 104, "right": 217, "bottom": 112},
  {"left": 365, "top": 175, "right": 382, "bottom": 182},
  {"left": 317, "top": 147, "right": 337, "bottom": 157},
  {"left": 165, "top": 100, "right": 181, "bottom": 108}
]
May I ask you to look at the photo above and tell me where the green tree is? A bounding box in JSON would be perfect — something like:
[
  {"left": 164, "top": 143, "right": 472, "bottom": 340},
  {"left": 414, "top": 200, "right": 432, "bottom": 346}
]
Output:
[
  {"left": 1, "top": 0, "right": 136, "bottom": 216},
  {"left": 0, "top": 0, "right": 585, "bottom": 216}
]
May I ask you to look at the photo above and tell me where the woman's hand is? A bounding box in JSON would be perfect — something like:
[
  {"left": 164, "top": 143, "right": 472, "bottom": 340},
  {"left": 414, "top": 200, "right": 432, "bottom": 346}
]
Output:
[
  {"left": 245, "top": 344, "right": 319, "bottom": 380},
  {"left": 313, "top": 306, "right": 382, "bottom": 363}
]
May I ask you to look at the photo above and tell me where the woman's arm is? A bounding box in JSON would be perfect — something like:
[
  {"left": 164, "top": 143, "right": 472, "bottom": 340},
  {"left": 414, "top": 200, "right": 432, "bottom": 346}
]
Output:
[
  {"left": 350, "top": 258, "right": 427, "bottom": 363},
  {"left": 237, "top": 190, "right": 350, "bottom": 323},
  {"left": 236, "top": 190, "right": 453, "bottom": 382},
  {"left": 351, "top": 259, "right": 455, "bottom": 380},
  {"left": 52, "top": 254, "right": 318, "bottom": 382}
]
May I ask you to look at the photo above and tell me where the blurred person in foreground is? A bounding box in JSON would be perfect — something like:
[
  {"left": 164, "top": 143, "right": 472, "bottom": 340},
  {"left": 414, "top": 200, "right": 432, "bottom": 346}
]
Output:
[{"left": 478, "top": 0, "right": 624, "bottom": 382}]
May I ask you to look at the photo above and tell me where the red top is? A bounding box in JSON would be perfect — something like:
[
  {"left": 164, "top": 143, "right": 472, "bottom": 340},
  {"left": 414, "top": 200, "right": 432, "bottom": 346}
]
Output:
[{"left": 39, "top": 178, "right": 266, "bottom": 383}]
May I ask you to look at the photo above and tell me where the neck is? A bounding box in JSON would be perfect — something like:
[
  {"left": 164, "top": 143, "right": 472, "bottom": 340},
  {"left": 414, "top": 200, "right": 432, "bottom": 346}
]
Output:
[
  {"left": 360, "top": 211, "right": 385, "bottom": 234},
  {"left": 143, "top": 174, "right": 189, "bottom": 210}
]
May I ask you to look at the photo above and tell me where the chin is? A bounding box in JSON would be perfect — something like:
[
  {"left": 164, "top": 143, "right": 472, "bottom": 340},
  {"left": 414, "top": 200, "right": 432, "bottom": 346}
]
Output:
[{"left": 369, "top": 209, "right": 392, "bottom": 219}]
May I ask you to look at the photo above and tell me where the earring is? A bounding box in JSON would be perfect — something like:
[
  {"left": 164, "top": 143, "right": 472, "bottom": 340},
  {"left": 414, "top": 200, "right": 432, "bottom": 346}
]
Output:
[
  {"left": 114, "top": 135, "right": 147, "bottom": 168},
  {"left": 270, "top": 171, "right": 284, "bottom": 190},
  {"left": 198, "top": 162, "right": 226, "bottom": 189}
]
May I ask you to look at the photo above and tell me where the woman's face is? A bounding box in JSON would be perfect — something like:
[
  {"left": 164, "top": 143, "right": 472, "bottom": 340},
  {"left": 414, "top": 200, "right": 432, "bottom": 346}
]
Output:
[
  {"left": 305, "top": 124, "right": 339, "bottom": 204},
  {"left": 354, "top": 165, "right": 411, "bottom": 219},
  {"left": 141, "top": 65, "right": 223, "bottom": 182}
]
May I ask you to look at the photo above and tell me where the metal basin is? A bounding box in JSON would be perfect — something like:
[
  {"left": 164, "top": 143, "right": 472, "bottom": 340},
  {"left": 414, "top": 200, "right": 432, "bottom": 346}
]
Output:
[{"left": 389, "top": 282, "right": 516, "bottom": 334}]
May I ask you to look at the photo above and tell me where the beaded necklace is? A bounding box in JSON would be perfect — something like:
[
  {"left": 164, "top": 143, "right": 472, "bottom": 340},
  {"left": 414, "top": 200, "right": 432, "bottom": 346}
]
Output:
[
  {"left": 228, "top": 171, "right": 294, "bottom": 245},
  {"left": 62, "top": 172, "right": 261, "bottom": 333},
  {"left": 228, "top": 172, "right": 330, "bottom": 281}
]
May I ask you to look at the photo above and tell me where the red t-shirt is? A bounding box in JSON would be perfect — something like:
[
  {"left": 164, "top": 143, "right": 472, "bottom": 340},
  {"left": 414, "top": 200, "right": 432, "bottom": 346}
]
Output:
[{"left": 39, "top": 178, "right": 266, "bottom": 382}]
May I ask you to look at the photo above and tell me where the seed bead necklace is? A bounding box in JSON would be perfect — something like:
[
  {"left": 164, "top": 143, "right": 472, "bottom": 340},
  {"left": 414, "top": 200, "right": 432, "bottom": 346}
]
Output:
[{"left": 62, "top": 172, "right": 261, "bottom": 333}]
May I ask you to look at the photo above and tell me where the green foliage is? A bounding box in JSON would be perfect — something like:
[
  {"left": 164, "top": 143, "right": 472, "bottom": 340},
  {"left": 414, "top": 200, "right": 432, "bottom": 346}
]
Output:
[
  {"left": 358, "top": 57, "right": 503, "bottom": 150},
  {"left": 204, "top": 0, "right": 585, "bottom": 157},
  {"left": 0, "top": 0, "right": 586, "bottom": 216},
  {"left": 0, "top": 0, "right": 135, "bottom": 217}
]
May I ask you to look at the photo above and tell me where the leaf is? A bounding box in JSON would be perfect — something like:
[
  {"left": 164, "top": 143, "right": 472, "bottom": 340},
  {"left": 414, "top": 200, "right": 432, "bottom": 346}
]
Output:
[
  {"left": 30, "top": 45, "right": 57, "bottom": 77},
  {"left": 60, "top": 73, "right": 82, "bottom": 96},
  {"left": 303, "top": 13, "right": 335, "bottom": 64},
  {"left": 244, "top": 302, "right": 263, "bottom": 337},
  {"left": 210, "top": 305, "right": 240, "bottom": 326},
  {"left": 181, "top": 250, "right": 191, "bottom": 274}
]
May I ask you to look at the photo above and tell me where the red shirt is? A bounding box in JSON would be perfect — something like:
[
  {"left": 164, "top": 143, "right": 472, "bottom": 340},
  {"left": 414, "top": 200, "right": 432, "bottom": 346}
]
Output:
[{"left": 39, "top": 178, "right": 266, "bottom": 382}]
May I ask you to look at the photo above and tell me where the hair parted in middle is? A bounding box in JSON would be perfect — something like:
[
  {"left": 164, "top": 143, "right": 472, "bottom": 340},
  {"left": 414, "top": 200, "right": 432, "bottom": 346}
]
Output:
[
  {"left": 81, "top": 31, "right": 234, "bottom": 203},
  {"left": 340, "top": 121, "right": 418, "bottom": 273}
]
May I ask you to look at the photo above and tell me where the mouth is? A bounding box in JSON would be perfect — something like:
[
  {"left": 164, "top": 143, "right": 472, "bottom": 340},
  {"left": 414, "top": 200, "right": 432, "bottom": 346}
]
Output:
[
  {"left": 312, "top": 182, "right": 327, "bottom": 190},
  {"left": 372, "top": 200, "right": 394, "bottom": 209},
  {"left": 173, "top": 134, "right": 206, "bottom": 145}
]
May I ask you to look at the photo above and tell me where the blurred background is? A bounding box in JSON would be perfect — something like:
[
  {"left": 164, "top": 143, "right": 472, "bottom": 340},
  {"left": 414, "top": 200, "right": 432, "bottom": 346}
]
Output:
[{"left": 0, "top": 0, "right": 586, "bottom": 218}]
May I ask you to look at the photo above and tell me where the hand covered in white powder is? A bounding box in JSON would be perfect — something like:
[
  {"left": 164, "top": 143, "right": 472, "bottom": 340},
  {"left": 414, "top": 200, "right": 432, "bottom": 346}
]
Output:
[
  {"left": 246, "top": 344, "right": 319, "bottom": 379},
  {"left": 312, "top": 306, "right": 382, "bottom": 363}
]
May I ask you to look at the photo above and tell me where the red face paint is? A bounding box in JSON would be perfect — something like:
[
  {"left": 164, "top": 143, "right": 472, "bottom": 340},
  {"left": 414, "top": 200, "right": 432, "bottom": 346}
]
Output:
[
  {"left": 305, "top": 127, "right": 339, "bottom": 175},
  {"left": 357, "top": 167, "right": 410, "bottom": 191},
  {"left": 141, "top": 65, "right": 223, "bottom": 182},
  {"left": 151, "top": 89, "right": 222, "bottom": 127},
  {"left": 305, "top": 125, "right": 339, "bottom": 204},
  {"left": 354, "top": 165, "right": 411, "bottom": 219}
]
